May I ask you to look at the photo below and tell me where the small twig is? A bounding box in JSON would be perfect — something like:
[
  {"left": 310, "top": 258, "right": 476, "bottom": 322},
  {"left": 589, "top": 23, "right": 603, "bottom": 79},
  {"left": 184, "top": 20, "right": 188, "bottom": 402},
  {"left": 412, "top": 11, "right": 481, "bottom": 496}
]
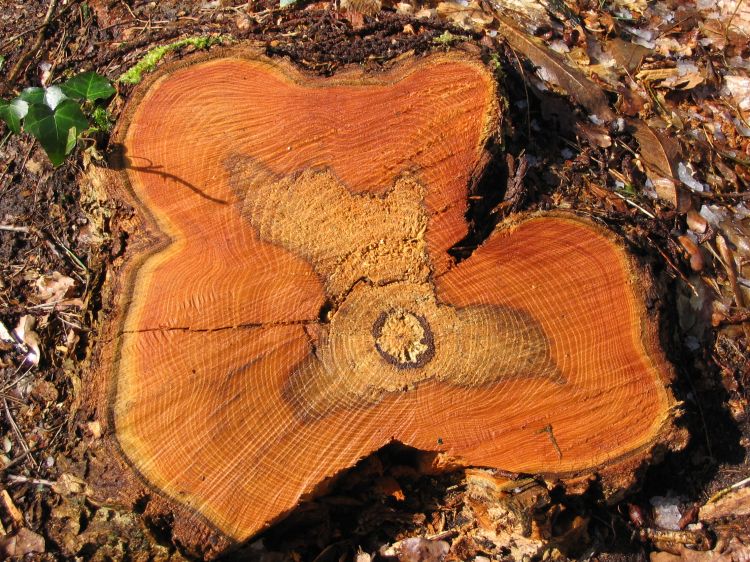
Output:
[
  {"left": 0, "top": 394, "right": 26, "bottom": 406},
  {"left": 0, "top": 225, "right": 30, "bottom": 233},
  {"left": 706, "top": 474, "right": 750, "bottom": 505},
  {"left": 2, "top": 399, "right": 37, "bottom": 469},
  {"left": 729, "top": 475, "right": 750, "bottom": 489},
  {"left": 612, "top": 191, "right": 656, "bottom": 219},
  {"left": 6, "top": 474, "right": 55, "bottom": 487},
  {"left": 696, "top": 190, "right": 750, "bottom": 201},
  {"left": 0, "top": 364, "right": 34, "bottom": 394},
  {"left": 425, "top": 529, "right": 459, "bottom": 541},
  {"left": 638, "top": 527, "right": 712, "bottom": 550},
  {"left": 1, "top": 451, "right": 37, "bottom": 472},
  {"left": 537, "top": 424, "right": 562, "bottom": 460}
]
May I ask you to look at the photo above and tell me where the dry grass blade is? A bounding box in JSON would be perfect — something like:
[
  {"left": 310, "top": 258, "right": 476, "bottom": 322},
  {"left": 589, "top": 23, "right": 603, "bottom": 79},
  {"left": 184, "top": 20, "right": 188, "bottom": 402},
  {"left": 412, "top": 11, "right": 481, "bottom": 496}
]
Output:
[{"left": 496, "top": 16, "right": 615, "bottom": 121}]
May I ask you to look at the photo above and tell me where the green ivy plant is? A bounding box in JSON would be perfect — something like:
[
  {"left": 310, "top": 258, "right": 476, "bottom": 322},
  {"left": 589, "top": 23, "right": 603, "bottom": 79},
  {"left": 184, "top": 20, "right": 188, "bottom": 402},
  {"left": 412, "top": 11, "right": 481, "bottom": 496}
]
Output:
[{"left": 0, "top": 72, "right": 115, "bottom": 166}]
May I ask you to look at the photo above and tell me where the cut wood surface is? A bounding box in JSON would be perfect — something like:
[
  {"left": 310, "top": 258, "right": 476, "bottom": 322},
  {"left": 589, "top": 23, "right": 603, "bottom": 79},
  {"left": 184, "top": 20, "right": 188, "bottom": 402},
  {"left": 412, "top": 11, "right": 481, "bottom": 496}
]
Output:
[{"left": 100, "top": 47, "right": 677, "bottom": 546}]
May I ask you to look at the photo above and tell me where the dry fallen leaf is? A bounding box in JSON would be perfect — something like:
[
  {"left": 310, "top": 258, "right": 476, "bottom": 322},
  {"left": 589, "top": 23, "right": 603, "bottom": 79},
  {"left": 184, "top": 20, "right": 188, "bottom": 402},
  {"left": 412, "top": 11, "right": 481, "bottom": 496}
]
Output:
[
  {"left": 0, "top": 528, "right": 45, "bottom": 557},
  {"left": 0, "top": 321, "right": 13, "bottom": 345},
  {"left": 632, "top": 120, "right": 690, "bottom": 212},
  {"left": 678, "top": 235, "right": 704, "bottom": 272},
  {"left": 52, "top": 473, "right": 91, "bottom": 497},
  {"left": 662, "top": 72, "right": 705, "bottom": 90},
  {"left": 436, "top": 1, "right": 493, "bottom": 29},
  {"left": 686, "top": 210, "right": 707, "bottom": 234},
  {"left": 576, "top": 121, "right": 612, "bottom": 148},
  {"left": 606, "top": 37, "right": 651, "bottom": 73},
  {"left": 380, "top": 537, "right": 450, "bottom": 562},
  {"left": 13, "top": 315, "right": 40, "bottom": 366},
  {"left": 723, "top": 75, "right": 750, "bottom": 115},
  {"left": 35, "top": 271, "right": 75, "bottom": 304},
  {"left": 636, "top": 67, "right": 680, "bottom": 83},
  {"left": 496, "top": 17, "right": 615, "bottom": 121}
]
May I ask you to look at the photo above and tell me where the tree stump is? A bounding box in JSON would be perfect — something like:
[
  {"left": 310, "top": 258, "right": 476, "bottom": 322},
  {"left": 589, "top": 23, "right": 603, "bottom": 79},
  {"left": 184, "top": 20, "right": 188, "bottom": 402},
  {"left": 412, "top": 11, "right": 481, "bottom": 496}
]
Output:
[{"left": 95, "top": 47, "right": 679, "bottom": 552}]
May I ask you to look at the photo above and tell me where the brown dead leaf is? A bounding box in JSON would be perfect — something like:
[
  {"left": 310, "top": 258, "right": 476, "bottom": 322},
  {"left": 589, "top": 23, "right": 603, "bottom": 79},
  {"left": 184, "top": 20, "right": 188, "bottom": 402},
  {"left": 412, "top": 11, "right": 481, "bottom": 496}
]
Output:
[
  {"left": 636, "top": 67, "right": 680, "bottom": 83},
  {"left": 631, "top": 120, "right": 690, "bottom": 212},
  {"left": 52, "top": 473, "right": 91, "bottom": 497},
  {"left": 686, "top": 210, "right": 707, "bottom": 234},
  {"left": 35, "top": 271, "right": 75, "bottom": 304},
  {"left": 31, "top": 380, "right": 58, "bottom": 403},
  {"left": 606, "top": 37, "right": 651, "bottom": 73},
  {"left": 635, "top": 62, "right": 704, "bottom": 90},
  {"left": 616, "top": 82, "right": 648, "bottom": 116},
  {"left": 588, "top": 183, "right": 630, "bottom": 213},
  {"left": 662, "top": 72, "right": 705, "bottom": 90},
  {"left": 576, "top": 121, "right": 612, "bottom": 148},
  {"left": 717, "top": 234, "right": 745, "bottom": 309},
  {"left": 583, "top": 10, "right": 615, "bottom": 34},
  {"left": 436, "top": 1, "right": 493, "bottom": 29},
  {"left": 379, "top": 537, "right": 450, "bottom": 562},
  {"left": 13, "top": 315, "right": 40, "bottom": 366},
  {"left": 678, "top": 235, "right": 704, "bottom": 271},
  {"left": 375, "top": 475, "right": 406, "bottom": 501},
  {"left": 0, "top": 528, "right": 45, "bottom": 557},
  {"left": 496, "top": 17, "right": 615, "bottom": 121}
]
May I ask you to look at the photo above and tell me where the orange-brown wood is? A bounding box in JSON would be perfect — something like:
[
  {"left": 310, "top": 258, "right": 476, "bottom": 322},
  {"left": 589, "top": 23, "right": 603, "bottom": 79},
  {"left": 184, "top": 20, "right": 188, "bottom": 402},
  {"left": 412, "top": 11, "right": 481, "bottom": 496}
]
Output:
[{"left": 99, "top": 47, "right": 677, "bottom": 548}]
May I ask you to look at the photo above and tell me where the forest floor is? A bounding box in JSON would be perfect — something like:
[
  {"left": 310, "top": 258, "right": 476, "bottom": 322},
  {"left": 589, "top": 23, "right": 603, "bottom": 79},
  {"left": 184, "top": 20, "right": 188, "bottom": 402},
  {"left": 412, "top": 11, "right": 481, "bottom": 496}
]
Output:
[{"left": 0, "top": 0, "right": 749, "bottom": 560}]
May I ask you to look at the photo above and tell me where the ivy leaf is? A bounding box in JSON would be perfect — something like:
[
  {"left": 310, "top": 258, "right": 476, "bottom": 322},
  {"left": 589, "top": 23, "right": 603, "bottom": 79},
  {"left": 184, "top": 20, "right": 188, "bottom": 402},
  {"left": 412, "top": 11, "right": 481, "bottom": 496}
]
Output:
[
  {"left": 44, "top": 86, "right": 68, "bottom": 110},
  {"left": 18, "top": 87, "right": 45, "bottom": 104},
  {"left": 61, "top": 72, "right": 115, "bottom": 101},
  {"left": 24, "top": 100, "right": 89, "bottom": 166},
  {"left": 0, "top": 99, "right": 28, "bottom": 133}
]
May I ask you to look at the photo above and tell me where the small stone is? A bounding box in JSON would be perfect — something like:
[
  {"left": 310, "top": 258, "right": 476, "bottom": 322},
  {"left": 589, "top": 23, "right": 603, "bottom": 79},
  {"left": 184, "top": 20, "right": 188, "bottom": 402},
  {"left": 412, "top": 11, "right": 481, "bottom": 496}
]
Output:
[{"left": 650, "top": 496, "right": 683, "bottom": 530}]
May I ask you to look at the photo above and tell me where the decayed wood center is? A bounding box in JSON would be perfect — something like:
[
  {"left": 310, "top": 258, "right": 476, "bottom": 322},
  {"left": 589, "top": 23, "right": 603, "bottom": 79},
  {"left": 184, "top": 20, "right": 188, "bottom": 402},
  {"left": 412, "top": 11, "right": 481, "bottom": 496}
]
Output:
[{"left": 103, "top": 48, "right": 676, "bottom": 546}]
